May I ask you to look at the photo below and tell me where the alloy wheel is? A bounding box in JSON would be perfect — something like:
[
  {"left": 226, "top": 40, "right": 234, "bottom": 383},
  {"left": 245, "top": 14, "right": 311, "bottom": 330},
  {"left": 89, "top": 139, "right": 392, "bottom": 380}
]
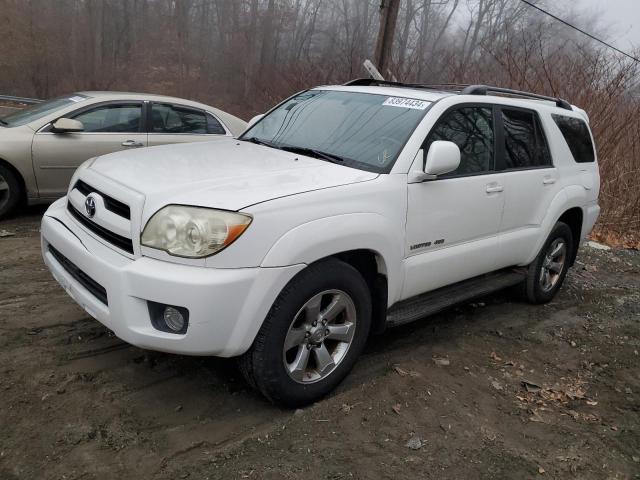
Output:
[
  {"left": 539, "top": 238, "right": 567, "bottom": 292},
  {"left": 283, "top": 289, "right": 357, "bottom": 384}
]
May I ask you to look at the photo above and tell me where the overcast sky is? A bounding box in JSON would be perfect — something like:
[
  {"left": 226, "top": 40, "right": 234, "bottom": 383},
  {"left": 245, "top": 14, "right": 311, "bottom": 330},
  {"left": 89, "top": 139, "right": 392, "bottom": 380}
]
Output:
[{"left": 564, "top": 0, "right": 639, "bottom": 51}]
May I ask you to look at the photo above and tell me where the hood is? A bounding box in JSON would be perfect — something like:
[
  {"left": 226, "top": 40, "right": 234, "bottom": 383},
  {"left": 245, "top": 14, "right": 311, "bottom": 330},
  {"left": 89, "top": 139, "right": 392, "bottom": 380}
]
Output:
[{"left": 89, "top": 138, "right": 378, "bottom": 212}]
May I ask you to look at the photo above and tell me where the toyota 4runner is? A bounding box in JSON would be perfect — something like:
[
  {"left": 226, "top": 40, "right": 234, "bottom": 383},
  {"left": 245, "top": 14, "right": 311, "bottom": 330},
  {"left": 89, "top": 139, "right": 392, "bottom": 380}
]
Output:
[{"left": 41, "top": 79, "right": 600, "bottom": 406}]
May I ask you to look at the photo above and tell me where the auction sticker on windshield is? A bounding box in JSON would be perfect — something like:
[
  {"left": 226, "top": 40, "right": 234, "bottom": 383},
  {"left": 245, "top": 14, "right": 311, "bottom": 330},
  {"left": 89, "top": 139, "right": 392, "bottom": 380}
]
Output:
[{"left": 382, "top": 97, "right": 429, "bottom": 110}]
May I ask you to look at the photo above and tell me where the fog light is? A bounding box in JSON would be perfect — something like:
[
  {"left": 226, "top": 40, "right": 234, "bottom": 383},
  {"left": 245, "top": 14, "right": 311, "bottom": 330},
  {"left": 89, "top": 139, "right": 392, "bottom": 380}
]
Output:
[
  {"left": 163, "top": 306, "right": 185, "bottom": 332},
  {"left": 148, "top": 301, "right": 189, "bottom": 334}
]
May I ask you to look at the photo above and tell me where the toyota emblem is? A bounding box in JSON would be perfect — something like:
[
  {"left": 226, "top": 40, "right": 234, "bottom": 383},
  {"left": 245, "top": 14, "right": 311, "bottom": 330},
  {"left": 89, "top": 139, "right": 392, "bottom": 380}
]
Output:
[{"left": 84, "top": 195, "right": 96, "bottom": 218}]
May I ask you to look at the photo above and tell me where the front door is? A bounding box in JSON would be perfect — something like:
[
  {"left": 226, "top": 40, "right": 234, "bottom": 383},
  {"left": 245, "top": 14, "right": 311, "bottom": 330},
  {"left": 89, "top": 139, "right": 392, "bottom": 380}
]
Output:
[
  {"left": 32, "top": 101, "right": 146, "bottom": 198},
  {"left": 403, "top": 105, "right": 505, "bottom": 299}
]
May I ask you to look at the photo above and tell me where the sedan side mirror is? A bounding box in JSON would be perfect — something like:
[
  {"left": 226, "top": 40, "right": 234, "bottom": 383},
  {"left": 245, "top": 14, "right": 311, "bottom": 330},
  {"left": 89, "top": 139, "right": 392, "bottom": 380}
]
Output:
[
  {"left": 424, "top": 141, "right": 460, "bottom": 176},
  {"left": 247, "top": 114, "right": 264, "bottom": 129},
  {"left": 51, "top": 118, "right": 84, "bottom": 133}
]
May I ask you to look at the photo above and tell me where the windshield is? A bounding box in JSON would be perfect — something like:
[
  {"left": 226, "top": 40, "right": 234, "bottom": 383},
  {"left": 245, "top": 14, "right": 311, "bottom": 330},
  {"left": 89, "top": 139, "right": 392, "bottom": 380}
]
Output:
[
  {"left": 241, "top": 90, "right": 431, "bottom": 173},
  {"left": 0, "top": 94, "right": 89, "bottom": 127}
]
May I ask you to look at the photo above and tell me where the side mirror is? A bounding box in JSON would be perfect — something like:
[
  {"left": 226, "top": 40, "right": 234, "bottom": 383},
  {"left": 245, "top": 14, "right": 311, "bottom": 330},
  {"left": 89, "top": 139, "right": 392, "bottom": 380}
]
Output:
[
  {"left": 51, "top": 118, "right": 84, "bottom": 133},
  {"left": 247, "top": 114, "right": 264, "bottom": 129},
  {"left": 424, "top": 141, "right": 460, "bottom": 176}
]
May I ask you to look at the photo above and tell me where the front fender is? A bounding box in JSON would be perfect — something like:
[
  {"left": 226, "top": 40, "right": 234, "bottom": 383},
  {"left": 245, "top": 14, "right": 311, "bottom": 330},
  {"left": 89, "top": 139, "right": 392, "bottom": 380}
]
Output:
[
  {"left": 261, "top": 213, "right": 404, "bottom": 305},
  {"left": 0, "top": 126, "right": 38, "bottom": 199}
]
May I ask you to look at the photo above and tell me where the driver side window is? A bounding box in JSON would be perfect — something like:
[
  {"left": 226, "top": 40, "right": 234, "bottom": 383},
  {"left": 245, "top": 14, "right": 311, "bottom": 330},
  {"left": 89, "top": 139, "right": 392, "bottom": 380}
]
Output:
[{"left": 424, "top": 106, "right": 495, "bottom": 177}]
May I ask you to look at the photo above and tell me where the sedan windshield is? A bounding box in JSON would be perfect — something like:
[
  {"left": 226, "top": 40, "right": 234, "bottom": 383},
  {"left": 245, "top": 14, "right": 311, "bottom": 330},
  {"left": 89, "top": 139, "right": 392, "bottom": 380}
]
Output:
[
  {"left": 241, "top": 90, "right": 431, "bottom": 173},
  {"left": 0, "top": 94, "right": 90, "bottom": 127}
]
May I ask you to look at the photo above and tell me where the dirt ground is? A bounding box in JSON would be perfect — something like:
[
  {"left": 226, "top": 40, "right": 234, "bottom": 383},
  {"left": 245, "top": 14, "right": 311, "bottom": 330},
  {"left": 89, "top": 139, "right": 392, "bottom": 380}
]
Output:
[{"left": 1, "top": 207, "right": 638, "bottom": 480}]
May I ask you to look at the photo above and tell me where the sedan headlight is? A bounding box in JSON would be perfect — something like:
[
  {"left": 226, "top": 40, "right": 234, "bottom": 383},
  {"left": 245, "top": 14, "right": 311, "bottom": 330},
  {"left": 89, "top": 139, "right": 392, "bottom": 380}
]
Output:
[{"left": 141, "top": 205, "right": 252, "bottom": 258}]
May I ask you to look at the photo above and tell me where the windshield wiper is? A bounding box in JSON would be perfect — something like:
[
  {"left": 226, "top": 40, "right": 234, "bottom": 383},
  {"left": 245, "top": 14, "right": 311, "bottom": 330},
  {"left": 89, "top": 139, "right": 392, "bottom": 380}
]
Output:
[
  {"left": 280, "top": 145, "right": 346, "bottom": 164},
  {"left": 0, "top": 119, "right": 8, "bottom": 126},
  {"left": 242, "top": 136, "right": 281, "bottom": 149},
  {"left": 242, "top": 137, "right": 347, "bottom": 164}
]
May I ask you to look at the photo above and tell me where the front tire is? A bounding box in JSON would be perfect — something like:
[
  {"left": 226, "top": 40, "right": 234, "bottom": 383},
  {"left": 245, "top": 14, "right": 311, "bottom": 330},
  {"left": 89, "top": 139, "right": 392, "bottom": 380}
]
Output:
[
  {"left": 523, "top": 221, "right": 574, "bottom": 304},
  {"left": 239, "top": 258, "right": 372, "bottom": 407},
  {"left": 0, "top": 164, "right": 22, "bottom": 219}
]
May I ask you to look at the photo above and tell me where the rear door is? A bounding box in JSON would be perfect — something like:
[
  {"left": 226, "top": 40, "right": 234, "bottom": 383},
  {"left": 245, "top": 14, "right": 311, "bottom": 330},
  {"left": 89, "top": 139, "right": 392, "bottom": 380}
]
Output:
[
  {"left": 32, "top": 101, "right": 146, "bottom": 198},
  {"left": 495, "top": 106, "right": 559, "bottom": 267},
  {"left": 146, "top": 102, "right": 230, "bottom": 147}
]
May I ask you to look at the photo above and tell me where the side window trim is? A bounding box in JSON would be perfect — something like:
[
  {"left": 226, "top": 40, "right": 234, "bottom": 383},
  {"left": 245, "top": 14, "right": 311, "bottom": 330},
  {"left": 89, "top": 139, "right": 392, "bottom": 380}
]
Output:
[
  {"left": 147, "top": 102, "right": 229, "bottom": 135},
  {"left": 533, "top": 113, "right": 553, "bottom": 167},
  {"left": 421, "top": 102, "right": 498, "bottom": 179},
  {"left": 495, "top": 105, "right": 554, "bottom": 172},
  {"left": 37, "top": 100, "right": 144, "bottom": 134}
]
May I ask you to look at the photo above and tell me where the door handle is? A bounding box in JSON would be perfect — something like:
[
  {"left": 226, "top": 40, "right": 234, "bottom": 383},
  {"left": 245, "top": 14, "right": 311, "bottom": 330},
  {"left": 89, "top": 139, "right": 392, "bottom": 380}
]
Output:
[
  {"left": 122, "top": 140, "right": 144, "bottom": 148},
  {"left": 485, "top": 184, "right": 504, "bottom": 193},
  {"left": 543, "top": 177, "right": 556, "bottom": 185}
]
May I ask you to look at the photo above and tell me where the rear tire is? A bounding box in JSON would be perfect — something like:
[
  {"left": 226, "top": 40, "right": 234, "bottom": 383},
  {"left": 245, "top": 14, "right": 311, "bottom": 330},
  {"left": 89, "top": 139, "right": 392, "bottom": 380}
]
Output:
[
  {"left": 0, "top": 164, "right": 22, "bottom": 219},
  {"left": 522, "top": 222, "right": 574, "bottom": 304},
  {"left": 238, "top": 258, "right": 372, "bottom": 407}
]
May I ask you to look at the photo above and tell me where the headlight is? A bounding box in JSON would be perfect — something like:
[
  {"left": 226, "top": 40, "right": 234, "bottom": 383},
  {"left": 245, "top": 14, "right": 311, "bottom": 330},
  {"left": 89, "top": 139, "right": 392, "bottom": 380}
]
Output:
[{"left": 141, "top": 205, "right": 252, "bottom": 258}]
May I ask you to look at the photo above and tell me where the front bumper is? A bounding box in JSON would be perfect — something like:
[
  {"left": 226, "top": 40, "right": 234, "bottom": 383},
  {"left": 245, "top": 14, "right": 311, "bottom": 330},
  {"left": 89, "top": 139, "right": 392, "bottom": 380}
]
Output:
[{"left": 41, "top": 198, "right": 304, "bottom": 356}]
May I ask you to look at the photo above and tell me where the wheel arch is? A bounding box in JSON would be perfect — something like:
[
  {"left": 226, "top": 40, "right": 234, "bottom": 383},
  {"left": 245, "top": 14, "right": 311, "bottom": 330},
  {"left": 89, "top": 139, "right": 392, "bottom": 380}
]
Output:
[
  {"left": 526, "top": 186, "right": 587, "bottom": 265},
  {"left": 331, "top": 249, "right": 389, "bottom": 335},
  {"left": 557, "top": 206, "right": 583, "bottom": 266},
  {"left": 261, "top": 213, "right": 403, "bottom": 333}
]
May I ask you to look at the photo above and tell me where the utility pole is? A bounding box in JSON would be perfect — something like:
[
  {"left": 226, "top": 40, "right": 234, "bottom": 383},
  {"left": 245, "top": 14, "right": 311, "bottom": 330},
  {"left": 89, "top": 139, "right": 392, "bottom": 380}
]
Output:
[{"left": 373, "top": 0, "right": 400, "bottom": 78}]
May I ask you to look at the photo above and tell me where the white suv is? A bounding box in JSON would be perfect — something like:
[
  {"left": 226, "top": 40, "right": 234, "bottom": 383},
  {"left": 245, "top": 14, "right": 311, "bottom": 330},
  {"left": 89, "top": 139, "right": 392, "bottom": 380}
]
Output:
[{"left": 41, "top": 80, "right": 600, "bottom": 406}]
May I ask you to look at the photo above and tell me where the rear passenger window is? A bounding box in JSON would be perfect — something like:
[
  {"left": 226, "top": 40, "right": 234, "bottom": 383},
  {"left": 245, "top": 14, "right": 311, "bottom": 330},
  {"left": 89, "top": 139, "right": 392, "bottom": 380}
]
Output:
[
  {"left": 425, "top": 106, "right": 495, "bottom": 176},
  {"left": 151, "top": 104, "right": 208, "bottom": 134},
  {"left": 501, "top": 108, "right": 552, "bottom": 169},
  {"left": 552, "top": 114, "right": 595, "bottom": 163}
]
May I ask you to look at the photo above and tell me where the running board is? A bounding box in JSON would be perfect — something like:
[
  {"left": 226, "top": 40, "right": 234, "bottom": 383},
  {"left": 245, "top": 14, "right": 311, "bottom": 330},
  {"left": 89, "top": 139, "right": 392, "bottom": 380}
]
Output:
[{"left": 386, "top": 269, "right": 526, "bottom": 327}]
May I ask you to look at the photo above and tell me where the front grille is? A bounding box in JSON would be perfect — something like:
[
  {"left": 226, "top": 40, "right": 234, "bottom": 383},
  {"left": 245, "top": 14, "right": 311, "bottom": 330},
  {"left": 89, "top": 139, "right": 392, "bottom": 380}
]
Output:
[
  {"left": 74, "top": 180, "right": 131, "bottom": 220},
  {"left": 48, "top": 245, "right": 108, "bottom": 305},
  {"left": 67, "top": 202, "right": 134, "bottom": 254}
]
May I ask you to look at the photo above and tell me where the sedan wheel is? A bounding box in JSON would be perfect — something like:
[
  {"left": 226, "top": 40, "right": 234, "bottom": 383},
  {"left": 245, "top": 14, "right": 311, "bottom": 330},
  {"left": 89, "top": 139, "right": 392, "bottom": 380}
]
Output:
[
  {"left": 0, "top": 172, "right": 10, "bottom": 212},
  {"left": 0, "top": 165, "right": 21, "bottom": 219}
]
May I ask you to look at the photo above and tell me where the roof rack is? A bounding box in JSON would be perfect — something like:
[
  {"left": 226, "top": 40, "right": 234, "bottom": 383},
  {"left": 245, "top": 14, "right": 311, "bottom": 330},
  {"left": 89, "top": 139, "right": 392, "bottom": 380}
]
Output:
[
  {"left": 343, "top": 78, "right": 573, "bottom": 111},
  {"left": 460, "top": 85, "right": 572, "bottom": 110},
  {"left": 343, "top": 78, "right": 468, "bottom": 92}
]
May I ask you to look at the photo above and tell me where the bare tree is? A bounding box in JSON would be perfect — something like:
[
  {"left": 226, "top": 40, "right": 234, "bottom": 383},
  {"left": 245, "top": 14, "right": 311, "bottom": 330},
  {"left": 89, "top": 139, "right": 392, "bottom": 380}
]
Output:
[{"left": 0, "top": 0, "right": 637, "bottom": 244}]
